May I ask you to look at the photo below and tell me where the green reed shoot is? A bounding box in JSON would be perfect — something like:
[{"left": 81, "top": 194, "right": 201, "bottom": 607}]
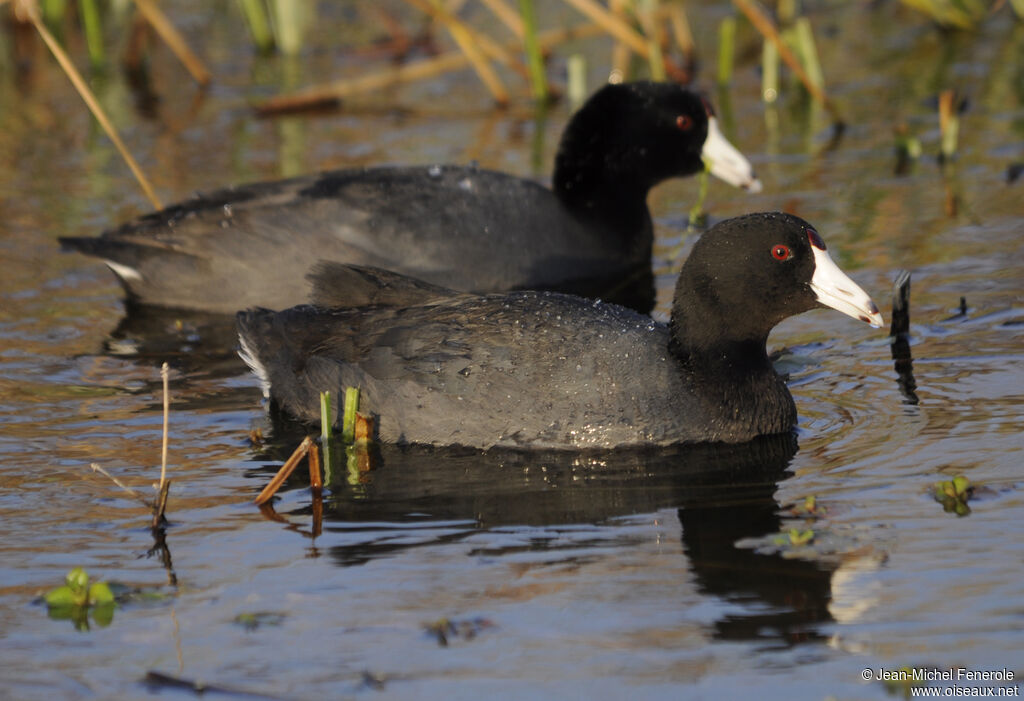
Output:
[
  {"left": 762, "top": 36, "right": 779, "bottom": 103},
  {"left": 716, "top": 15, "right": 735, "bottom": 87},
  {"left": 238, "top": 0, "right": 275, "bottom": 54},
  {"left": 519, "top": 0, "right": 548, "bottom": 102},
  {"left": 80, "top": 0, "right": 105, "bottom": 68},
  {"left": 342, "top": 386, "right": 359, "bottom": 444},
  {"left": 319, "top": 390, "right": 333, "bottom": 484},
  {"left": 567, "top": 54, "right": 587, "bottom": 109},
  {"left": 793, "top": 18, "right": 824, "bottom": 93}
]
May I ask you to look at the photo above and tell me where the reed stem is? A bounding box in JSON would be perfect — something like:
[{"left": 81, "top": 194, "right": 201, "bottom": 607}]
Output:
[
  {"left": 320, "top": 391, "right": 333, "bottom": 484},
  {"left": 132, "top": 0, "right": 212, "bottom": 86},
  {"left": 79, "top": 0, "right": 105, "bottom": 68},
  {"left": 733, "top": 0, "right": 843, "bottom": 125},
  {"left": 342, "top": 387, "right": 359, "bottom": 444},
  {"left": 519, "top": 0, "right": 548, "bottom": 101},
  {"left": 237, "top": 0, "right": 275, "bottom": 54},
  {"left": 717, "top": 15, "right": 736, "bottom": 86},
  {"left": 159, "top": 362, "right": 169, "bottom": 491},
  {"left": 24, "top": 2, "right": 163, "bottom": 209}
]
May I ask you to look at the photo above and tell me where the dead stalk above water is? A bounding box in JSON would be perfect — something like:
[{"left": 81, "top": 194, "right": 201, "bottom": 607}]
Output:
[
  {"left": 13, "top": 0, "right": 164, "bottom": 209},
  {"left": 132, "top": 0, "right": 211, "bottom": 86},
  {"left": 83, "top": 363, "right": 173, "bottom": 527},
  {"left": 253, "top": 436, "right": 314, "bottom": 506},
  {"left": 255, "top": 2, "right": 690, "bottom": 115},
  {"left": 732, "top": 0, "right": 844, "bottom": 126}
]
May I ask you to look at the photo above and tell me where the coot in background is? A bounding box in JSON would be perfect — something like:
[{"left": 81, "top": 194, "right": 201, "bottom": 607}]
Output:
[
  {"left": 236, "top": 212, "right": 882, "bottom": 450},
  {"left": 61, "top": 81, "right": 761, "bottom": 314}
]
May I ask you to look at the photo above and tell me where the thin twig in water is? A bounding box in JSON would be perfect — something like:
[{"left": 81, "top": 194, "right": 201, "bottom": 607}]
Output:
[
  {"left": 89, "top": 463, "right": 151, "bottom": 506},
  {"left": 159, "top": 362, "right": 169, "bottom": 492}
]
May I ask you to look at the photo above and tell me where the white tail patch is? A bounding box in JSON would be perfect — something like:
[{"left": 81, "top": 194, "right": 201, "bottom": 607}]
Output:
[
  {"left": 104, "top": 260, "right": 144, "bottom": 282},
  {"left": 237, "top": 331, "right": 272, "bottom": 398}
]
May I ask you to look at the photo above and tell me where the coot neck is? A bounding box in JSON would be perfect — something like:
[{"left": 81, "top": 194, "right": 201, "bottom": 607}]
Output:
[
  {"left": 667, "top": 320, "right": 797, "bottom": 440},
  {"left": 552, "top": 152, "right": 655, "bottom": 250}
]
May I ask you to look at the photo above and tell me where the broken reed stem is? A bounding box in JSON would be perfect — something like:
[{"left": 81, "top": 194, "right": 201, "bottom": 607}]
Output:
[
  {"left": 890, "top": 270, "right": 911, "bottom": 338},
  {"left": 152, "top": 479, "right": 171, "bottom": 527},
  {"left": 519, "top": 0, "right": 548, "bottom": 101},
  {"left": 159, "top": 362, "right": 169, "bottom": 491},
  {"left": 253, "top": 436, "right": 312, "bottom": 505},
  {"left": 308, "top": 441, "right": 322, "bottom": 491},
  {"left": 132, "top": 0, "right": 211, "bottom": 86},
  {"left": 23, "top": 2, "right": 163, "bottom": 209},
  {"left": 732, "top": 0, "right": 844, "bottom": 125}
]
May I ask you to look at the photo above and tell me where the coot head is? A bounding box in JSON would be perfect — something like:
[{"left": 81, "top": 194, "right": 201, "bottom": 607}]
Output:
[
  {"left": 554, "top": 82, "right": 761, "bottom": 212},
  {"left": 670, "top": 212, "right": 882, "bottom": 360}
]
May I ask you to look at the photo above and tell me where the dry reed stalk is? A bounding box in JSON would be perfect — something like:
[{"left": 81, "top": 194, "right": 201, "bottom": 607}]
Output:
[
  {"left": 733, "top": 0, "right": 844, "bottom": 125},
  {"left": 253, "top": 436, "right": 313, "bottom": 505},
  {"left": 17, "top": 0, "right": 163, "bottom": 209},
  {"left": 159, "top": 362, "right": 169, "bottom": 491},
  {"left": 308, "top": 441, "right": 322, "bottom": 490},
  {"left": 667, "top": 3, "right": 695, "bottom": 65},
  {"left": 404, "top": 0, "right": 510, "bottom": 104},
  {"left": 255, "top": 19, "right": 609, "bottom": 114},
  {"left": 132, "top": 0, "right": 211, "bottom": 86},
  {"left": 609, "top": 0, "right": 631, "bottom": 80},
  {"left": 479, "top": 0, "right": 525, "bottom": 37}
]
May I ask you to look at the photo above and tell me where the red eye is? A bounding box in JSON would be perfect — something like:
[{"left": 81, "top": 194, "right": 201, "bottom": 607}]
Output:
[
  {"left": 772, "top": 244, "right": 792, "bottom": 261},
  {"left": 676, "top": 115, "right": 693, "bottom": 131}
]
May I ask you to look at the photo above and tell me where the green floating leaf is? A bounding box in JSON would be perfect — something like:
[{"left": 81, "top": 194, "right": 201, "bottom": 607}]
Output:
[
  {"left": 234, "top": 611, "right": 286, "bottom": 631},
  {"left": 952, "top": 475, "right": 970, "bottom": 496},
  {"left": 89, "top": 582, "right": 115, "bottom": 605},
  {"left": 45, "top": 585, "right": 84, "bottom": 607}
]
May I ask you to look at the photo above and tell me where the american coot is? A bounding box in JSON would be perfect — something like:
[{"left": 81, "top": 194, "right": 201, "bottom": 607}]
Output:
[
  {"left": 236, "top": 212, "right": 883, "bottom": 450},
  {"left": 60, "top": 82, "right": 761, "bottom": 314}
]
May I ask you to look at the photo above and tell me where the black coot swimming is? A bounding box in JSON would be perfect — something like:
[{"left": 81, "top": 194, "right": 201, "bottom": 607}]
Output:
[
  {"left": 236, "top": 212, "right": 882, "bottom": 450},
  {"left": 60, "top": 81, "right": 761, "bottom": 314}
]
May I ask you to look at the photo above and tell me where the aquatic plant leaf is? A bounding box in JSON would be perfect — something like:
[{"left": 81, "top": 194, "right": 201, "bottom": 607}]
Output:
[
  {"left": 89, "top": 582, "right": 115, "bottom": 605},
  {"left": 66, "top": 567, "right": 89, "bottom": 592},
  {"left": 45, "top": 585, "right": 85, "bottom": 607}
]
